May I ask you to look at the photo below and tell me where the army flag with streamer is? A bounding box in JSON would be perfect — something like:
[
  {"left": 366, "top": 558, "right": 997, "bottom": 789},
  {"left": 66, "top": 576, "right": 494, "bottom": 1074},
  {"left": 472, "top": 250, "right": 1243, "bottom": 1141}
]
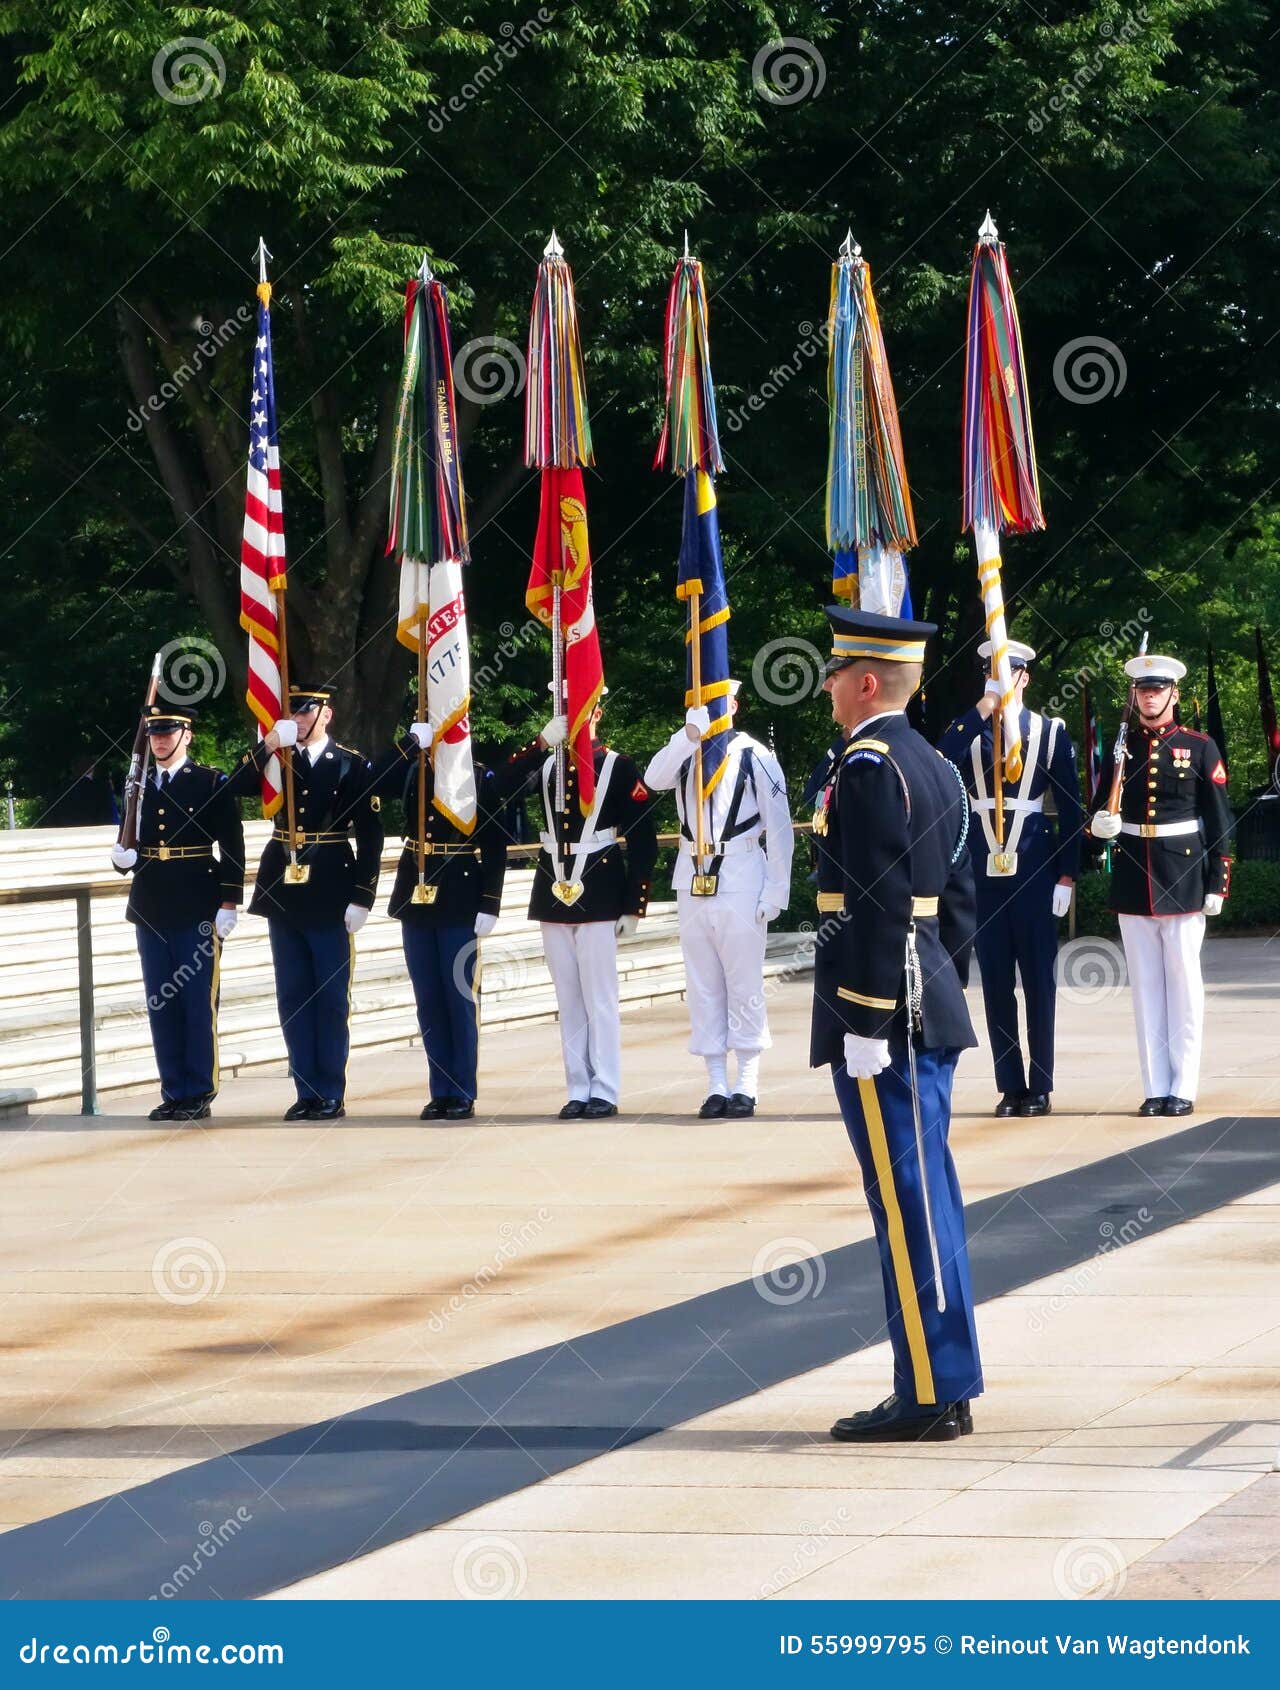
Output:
[
  {"left": 962, "top": 212, "right": 1045, "bottom": 786},
  {"left": 826, "top": 232, "right": 916, "bottom": 615},
  {"left": 524, "top": 233, "right": 603, "bottom": 814},
  {"left": 655, "top": 246, "right": 732, "bottom": 799},
  {"left": 388, "top": 259, "right": 474, "bottom": 833}
]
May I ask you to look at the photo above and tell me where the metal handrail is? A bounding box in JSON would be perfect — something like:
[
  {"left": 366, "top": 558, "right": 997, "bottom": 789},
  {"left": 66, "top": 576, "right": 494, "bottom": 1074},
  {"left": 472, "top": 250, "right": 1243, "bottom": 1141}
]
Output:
[
  {"left": 0, "top": 884, "right": 99, "bottom": 1116},
  {"left": 0, "top": 823, "right": 818, "bottom": 1118}
]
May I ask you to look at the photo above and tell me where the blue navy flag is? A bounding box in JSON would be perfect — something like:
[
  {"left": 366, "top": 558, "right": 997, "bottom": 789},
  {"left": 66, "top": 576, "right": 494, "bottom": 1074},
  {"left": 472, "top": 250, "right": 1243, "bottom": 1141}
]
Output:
[{"left": 677, "top": 469, "right": 732, "bottom": 795}]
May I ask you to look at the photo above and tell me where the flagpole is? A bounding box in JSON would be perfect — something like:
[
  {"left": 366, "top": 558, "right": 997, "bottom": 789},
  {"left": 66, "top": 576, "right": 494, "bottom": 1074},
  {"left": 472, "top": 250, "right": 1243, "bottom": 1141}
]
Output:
[
  {"left": 551, "top": 579, "right": 566, "bottom": 814},
  {"left": 689, "top": 582, "right": 706, "bottom": 869},
  {"left": 414, "top": 256, "right": 432, "bottom": 901},
  {"left": 255, "top": 236, "right": 305, "bottom": 886}
]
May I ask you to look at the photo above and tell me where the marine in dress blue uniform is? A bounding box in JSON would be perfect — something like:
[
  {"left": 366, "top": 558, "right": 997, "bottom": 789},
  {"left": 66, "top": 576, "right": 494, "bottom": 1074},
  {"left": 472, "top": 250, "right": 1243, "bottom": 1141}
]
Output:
[
  {"left": 938, "top": 639, "right": 1083, "bottom": 1117},
  {"left": 811, "top": 606, "right": 983, "bottom": 1442},
  {"left": 371, "top": 726, "right": 508, "bottom": 1121},
  {"left": 227, "top": 688, "right": 383, "bottom": 1120},
  {"left": 110, "top": 707, "right": 245, "bottom": 1122}
]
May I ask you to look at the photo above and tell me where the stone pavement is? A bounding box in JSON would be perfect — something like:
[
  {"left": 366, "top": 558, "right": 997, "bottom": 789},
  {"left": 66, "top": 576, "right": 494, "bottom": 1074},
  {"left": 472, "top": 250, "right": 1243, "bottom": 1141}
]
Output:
[{"left": 0, "top": 935, "right": 1276, "bottom": 1599}]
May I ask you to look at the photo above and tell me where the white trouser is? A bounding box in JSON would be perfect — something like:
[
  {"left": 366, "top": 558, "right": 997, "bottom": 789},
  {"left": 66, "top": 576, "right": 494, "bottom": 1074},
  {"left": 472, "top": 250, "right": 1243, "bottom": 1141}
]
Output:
[
  {"left": 1118, "top": 912, "right": 1206, "bottom": 1101},
  {"left": 540, "top": 921, "right": 621, "bottom": 1104},
  {"left": 677, "top": 888, "right": 771, "bottom": 1058}
]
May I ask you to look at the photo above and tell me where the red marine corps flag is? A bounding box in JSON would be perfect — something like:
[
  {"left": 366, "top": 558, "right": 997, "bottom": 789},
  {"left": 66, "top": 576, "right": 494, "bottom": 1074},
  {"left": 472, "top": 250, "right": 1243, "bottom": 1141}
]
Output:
[
  {"left": 524, "top": 231, "right": 604, "bottom": 813},
  {"left": 238, "top": 240, "right": 288, "bottom": 816},
  {"left": 390, "top": 257, "right": 474, "bottom": 836}
]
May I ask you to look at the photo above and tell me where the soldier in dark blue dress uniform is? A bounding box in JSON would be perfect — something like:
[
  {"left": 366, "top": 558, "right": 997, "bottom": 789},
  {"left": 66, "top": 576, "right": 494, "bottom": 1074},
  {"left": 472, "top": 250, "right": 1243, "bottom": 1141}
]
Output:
[
  {"left": 811, "top": 606, "right": 984, "bottom": 1442},
  {"left": 938, "top": 638, "right": 1082, "bottom": 1117},
  {"left": 371, "top": 721, "right": 508, "bottom": 1121},
  {"left": 228, "top": 687, "right": 383, "bottom": 1120},
  {"left": 110, "top": 706, "right": 244, "bottom": 1121}
]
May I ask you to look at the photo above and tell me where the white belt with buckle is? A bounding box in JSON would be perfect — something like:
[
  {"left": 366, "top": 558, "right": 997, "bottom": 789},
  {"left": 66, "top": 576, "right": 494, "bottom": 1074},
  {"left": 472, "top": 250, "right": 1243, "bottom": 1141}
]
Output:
[
  {"left": 971, "top": 796, "right": 1044, "bottom": 813},
  {"left": 677, "top": 835, "right": 759, "bottom": 857},
  {"left": 539, "top": 828, "right": 617, "bottom": 854},
  {"left": 1120, "top": 819, "right": 1201, "bottom": 839}
]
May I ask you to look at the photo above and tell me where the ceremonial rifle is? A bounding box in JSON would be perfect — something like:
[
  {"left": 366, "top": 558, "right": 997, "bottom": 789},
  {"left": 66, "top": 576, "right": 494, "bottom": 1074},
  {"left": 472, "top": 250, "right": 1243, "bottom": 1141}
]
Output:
[
  {"left": 118, "top": 651, "right": 162, "bottom": 851},
  {"left": 1105, "top": 631, "right": 1149, "bottom": 815}
]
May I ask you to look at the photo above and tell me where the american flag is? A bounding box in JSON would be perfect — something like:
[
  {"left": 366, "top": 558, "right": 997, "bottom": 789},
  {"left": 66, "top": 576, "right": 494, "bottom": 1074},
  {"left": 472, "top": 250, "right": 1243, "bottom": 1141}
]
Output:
[{"left": 238, "top": 285, "right": 287, "bottom": 816}]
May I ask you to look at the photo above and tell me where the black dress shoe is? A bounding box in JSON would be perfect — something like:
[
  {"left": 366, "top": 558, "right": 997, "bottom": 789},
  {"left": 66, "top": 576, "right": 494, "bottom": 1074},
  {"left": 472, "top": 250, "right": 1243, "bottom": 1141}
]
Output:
[
  {"left": 583, "top": 1097, "right": 618, "bottom": 1118},
  {"left": 953, "top": 1399, "right": 974, "bottom": 1435},
  {"left": 283, "top": 1099, "right": 315, "bottom": 1121},
  {"left": 698, "top": 1094, "right": 729, "bottom": 1118},
  {"left": 558, "top": 1099, "right": 587, "bottom": 1119},
  {"left": 148, "top": 1102, "right": 176, "bottom": 1121},
  {"left": 419, "top": 1099, "right": 448, "bottom": 1121},
  {"left": 1138, "top": 1096, "right": 1168, "bottom": 1117},
  {"left": 170, "top": 1100, "right": 211, "bottom": 1122},
  {"left": 1164, "top": 1096, "right": 1194, "bottom": 1116},
  {"left": 310, "top": 1099, "right": 346, "bottom": 1120},
  {"left": 830, "top": 1393, "right": 961, "bottom": 1443},
  {"left": 725, "top": 1092, "right": 756, "bottom": 1117},
  {"left": 444, "top": 1101, "right": 475, "bottom": 1120},
  {"left": 1017, "top": 1093, "right": 1052, "bottom": 1117},
  {"left": 993, "top": 1093, "right": 1022, "bottom": 1118}
]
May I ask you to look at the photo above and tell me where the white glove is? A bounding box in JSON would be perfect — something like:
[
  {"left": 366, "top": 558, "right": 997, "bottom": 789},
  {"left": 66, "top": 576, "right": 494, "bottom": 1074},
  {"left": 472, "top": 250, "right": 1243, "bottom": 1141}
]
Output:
[
  {"left": 474, "top": 912, "right": 498, "bottom": 938},
  {"left": 1203, "top": 893, "right": 1223, "bottom": 916},
  {"left": 756, "top": 900, "right": 783, "bottom": 925},
  {"left": 843, "top": 1032, "right": 892, "bottom": 1080},
  {"left": 343, "top": 904, "right": 368, "bottom": 935},
  {"left": 1091, "top": 809, "right": 1122, "bottom": 840},
  {"left": 540, "top": 714, "right": 568, "bottom": 748},
  {"left": 615, "top": 913, "right": 639, "bottom": 940},
  {"left": 684, "top": 705, "right": 712, "bottom": 742},
  {"left": 409, "top": 721, "right": 431, "bottom": 751},
  {"left": 273, "top": 718, "right": 299, "bottom": 748},
  {"left": 214, "top": 908, "right": 238, "bottom": 940},
  {"left": 984, "top": 678, "right": 1004, "bottom": 703},
  {"left": 1051, "top": 883, "right": 1073, "bottom": 919},
  {"left": 110, "top": 843, "right": 137, "bottom": 871}
]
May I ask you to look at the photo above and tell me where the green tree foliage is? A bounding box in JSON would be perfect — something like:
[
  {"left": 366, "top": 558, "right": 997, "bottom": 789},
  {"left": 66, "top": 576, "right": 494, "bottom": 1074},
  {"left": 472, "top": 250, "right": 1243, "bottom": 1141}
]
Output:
[{"left": 1, "top": 0, "right": 1277, "bottom": 825}]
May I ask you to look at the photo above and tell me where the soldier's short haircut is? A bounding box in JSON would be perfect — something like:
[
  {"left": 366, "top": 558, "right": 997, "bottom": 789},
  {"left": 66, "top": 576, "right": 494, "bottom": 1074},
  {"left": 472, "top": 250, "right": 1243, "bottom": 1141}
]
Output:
[{"left": 857, "top": 657, "right": 923, "bottom": 703}]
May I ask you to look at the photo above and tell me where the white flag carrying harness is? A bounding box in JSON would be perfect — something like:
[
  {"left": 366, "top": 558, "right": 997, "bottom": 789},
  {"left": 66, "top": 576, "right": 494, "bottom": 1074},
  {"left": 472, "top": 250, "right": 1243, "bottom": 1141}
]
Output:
[
  {"left": 540, "top": 748, "right": 618, "bottom": 905},
  {"left": 970, "top": 713, "right": 1058, "bottom": 876}
]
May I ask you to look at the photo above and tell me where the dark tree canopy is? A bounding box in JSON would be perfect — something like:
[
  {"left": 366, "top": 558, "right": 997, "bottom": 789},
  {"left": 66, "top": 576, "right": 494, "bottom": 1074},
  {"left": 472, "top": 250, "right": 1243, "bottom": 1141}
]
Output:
[{"left": 2, "top": 0, "right": 1278, "bottom": 817}]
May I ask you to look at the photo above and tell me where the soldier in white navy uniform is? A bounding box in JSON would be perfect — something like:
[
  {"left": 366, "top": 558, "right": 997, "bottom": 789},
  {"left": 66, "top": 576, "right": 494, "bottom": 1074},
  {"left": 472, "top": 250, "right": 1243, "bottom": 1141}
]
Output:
[
  {"left": 938, "top": 638, "right": 1082, "bottom": 1117},
  {"left": 643, "top": 682, "right": 793, "bottom": 1117}
]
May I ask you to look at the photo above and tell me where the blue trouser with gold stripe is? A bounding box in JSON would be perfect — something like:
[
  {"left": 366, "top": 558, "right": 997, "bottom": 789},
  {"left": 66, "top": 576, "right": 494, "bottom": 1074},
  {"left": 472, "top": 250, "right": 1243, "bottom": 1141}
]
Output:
[
  {"left": 402, "top": 924, "right": 480, "bottom": 1104},
  {"left": 833, "top": 1046, "right": 983, "bottom": 1407},
  {"left": 268, "top": 921, "right": 353, "bottom": 1103},
  {"left": 136, "top": 922, "right": 221, "bottom": 1103},
  {"left": 975, "top": 868, "right": 1058, "bottom": 1097}
]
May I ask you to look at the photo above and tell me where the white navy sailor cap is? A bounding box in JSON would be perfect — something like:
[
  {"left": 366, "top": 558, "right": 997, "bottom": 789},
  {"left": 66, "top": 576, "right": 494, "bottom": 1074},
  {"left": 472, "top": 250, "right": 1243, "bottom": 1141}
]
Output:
[
  {"left": 977, "top": 639, "right": 1036, "bottom": 667},
  {"left": 1124, "top": 654, "right": 1186, "bottom": 684}
]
